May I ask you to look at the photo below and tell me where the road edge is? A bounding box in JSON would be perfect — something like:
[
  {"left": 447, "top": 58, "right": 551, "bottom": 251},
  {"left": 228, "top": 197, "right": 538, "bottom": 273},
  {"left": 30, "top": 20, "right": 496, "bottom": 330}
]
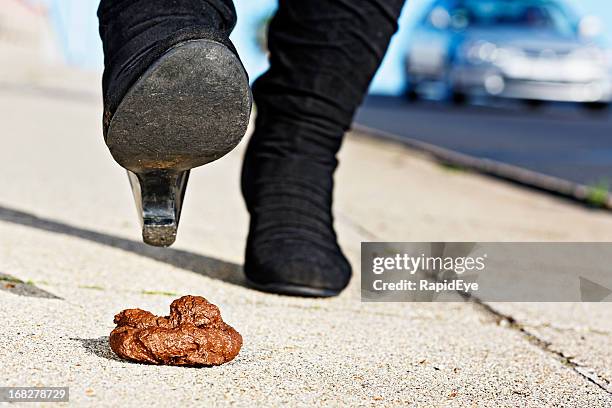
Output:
[{"left": 352, "top": 123, "right": 612, "bottom": 210}]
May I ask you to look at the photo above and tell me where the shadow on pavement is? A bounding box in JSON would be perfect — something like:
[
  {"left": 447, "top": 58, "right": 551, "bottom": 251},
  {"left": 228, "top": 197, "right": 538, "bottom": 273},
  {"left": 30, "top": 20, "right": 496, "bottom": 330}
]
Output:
[
  {"left": 72, "top": 336, "right": 221, "bottom": 367},
  {"left": 71, "top": 337, "right": 125, "bottom": 363},
  {"left": 0, "top": 205, "right": 247, "bottom": 288},
  {"left": 0, "top": 272, "right": 62, "bottom": 299}
]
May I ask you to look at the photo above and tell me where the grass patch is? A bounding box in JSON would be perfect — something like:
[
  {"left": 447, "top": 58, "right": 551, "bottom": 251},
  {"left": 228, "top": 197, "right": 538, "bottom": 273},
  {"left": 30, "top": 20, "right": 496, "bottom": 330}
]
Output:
[
  {"left": 0, "top": 275, "right": 24, "bottom": 284},
  {"left": 0, "top": 276, "right": 23, "bottom": 283},
  {"left": 79, "top": 285, "right": 105, "bottom": 291},
  {"left": 141, "top": 290, "right": 178, "bottom": 297},
  {"left": 25, "top": 279, "right": 49, "bottom": 286},
  {"left": 586, "top": 180, "right": 610, "bottom": 208},
  {"left": 0, "top": 277, "right": 50, "bottom": 286},
  {"left": 440, "top": 162, "right": 467, "bottom": 173}
]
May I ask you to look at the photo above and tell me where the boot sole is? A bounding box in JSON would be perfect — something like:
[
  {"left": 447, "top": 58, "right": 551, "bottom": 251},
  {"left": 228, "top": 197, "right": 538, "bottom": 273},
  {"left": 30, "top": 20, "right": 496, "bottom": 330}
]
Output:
[
  {"left": 106, "top": 39, "right": 252, "bottom": 172},
  {"left": 245, "top": 278, "right": 341, "bottom": 298},
  {"left": 105, "top": 39, "right": 251, "bottom": 247}
]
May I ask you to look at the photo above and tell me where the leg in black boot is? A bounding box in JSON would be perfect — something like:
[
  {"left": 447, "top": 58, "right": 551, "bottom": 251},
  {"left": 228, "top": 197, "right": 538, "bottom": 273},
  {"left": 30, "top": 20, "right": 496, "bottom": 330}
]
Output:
[
  {"left": 98, "top": 0, "right": 251, "bottom": 246},
  {"left": 242, "top": 0, "right": 405, "bottom": 296}
]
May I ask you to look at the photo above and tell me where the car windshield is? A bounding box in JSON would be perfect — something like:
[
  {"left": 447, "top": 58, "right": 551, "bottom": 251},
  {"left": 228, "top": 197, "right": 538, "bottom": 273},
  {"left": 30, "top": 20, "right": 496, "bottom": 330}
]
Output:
[{"left": 446, "top": 0, "right": 575, "bottom": 34}]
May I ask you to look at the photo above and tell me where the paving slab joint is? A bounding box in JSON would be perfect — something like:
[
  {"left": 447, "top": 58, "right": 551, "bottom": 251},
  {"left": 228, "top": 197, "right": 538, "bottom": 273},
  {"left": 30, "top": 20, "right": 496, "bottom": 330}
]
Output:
[{"left": 475, "top": 300, "right": 612, "bottom": 395}]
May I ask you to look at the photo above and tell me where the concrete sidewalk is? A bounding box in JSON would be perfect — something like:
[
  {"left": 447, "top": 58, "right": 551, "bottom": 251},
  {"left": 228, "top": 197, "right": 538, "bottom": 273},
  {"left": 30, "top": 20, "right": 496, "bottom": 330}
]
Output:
[{"left": 0, "top": 77, "right": 611, "bottom": 407}]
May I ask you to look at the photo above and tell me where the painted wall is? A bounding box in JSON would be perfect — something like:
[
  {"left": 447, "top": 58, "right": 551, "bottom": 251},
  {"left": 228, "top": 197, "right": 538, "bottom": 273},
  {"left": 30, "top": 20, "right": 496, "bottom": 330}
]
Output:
[{"left": 32, "top": 0, "right": 612, "bottom": 95}]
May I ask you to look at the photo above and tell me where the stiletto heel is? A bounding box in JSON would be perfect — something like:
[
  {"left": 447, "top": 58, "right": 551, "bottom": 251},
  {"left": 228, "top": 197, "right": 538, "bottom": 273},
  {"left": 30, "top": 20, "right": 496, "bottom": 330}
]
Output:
[
  {"left": 104, "top": 39, "right": 252, "bottom": 247},
  {"left": 128, "top": 170, "right": 190, "bottom": 247}
]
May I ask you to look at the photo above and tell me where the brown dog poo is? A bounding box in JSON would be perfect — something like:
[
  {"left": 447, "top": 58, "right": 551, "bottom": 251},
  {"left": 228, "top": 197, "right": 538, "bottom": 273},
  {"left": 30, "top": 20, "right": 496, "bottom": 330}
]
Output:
[{"left": 109, "top": 296, "right": 242, "bottom": 366}]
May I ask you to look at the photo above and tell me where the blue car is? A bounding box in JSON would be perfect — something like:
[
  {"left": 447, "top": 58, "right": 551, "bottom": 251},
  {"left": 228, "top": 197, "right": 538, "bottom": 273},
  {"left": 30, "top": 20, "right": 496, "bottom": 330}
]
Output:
[{"left": 404, "top": 0, "right": 612, "bottom": 107}]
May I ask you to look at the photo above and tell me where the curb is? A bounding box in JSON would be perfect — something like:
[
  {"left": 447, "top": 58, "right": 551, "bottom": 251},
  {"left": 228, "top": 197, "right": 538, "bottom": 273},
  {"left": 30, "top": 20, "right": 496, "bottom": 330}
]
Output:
[{"left": 352, "top": 123, "right": 612, "bottom": 210}]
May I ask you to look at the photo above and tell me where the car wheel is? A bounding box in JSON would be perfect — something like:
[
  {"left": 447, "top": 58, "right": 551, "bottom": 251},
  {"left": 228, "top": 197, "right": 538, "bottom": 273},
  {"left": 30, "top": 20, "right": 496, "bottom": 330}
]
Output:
[
  {"left": 523, "top": 99, "right": 544, "bottom": 109},
  {"left": 403, "top": 81, "right": 419, "bottom": 102},
  {"left": 451, "top": 90, "right": 468, "bottom": 105},
  {"left": 584, "top": 102, "right": 609, "bottom": 111},
  {"left": 405, "top": 88, "right": 419, "bottom": 102}
]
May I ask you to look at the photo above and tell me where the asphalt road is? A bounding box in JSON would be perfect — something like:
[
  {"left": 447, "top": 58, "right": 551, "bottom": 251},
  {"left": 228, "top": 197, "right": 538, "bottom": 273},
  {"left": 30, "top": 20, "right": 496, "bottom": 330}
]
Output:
[{"left": 355, "top": 96, "right": 612, "bottom": 187}]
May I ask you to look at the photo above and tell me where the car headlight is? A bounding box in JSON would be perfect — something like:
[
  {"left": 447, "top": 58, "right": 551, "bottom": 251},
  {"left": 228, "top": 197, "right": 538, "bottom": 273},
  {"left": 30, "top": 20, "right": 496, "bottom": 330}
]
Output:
[
  {"left": 464, "top": 41, "right": 497, "bottom": 64},
  {"left": 568, "top": 47, "right": 606, "bottom": 65},
  {"left": 464, "top": 41, "right": 525, "bottom": 65}
]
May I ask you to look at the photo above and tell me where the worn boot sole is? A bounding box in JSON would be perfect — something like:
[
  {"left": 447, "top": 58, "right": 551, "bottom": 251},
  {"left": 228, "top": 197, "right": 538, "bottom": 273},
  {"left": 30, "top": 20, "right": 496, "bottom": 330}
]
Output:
[
  {"left": 106, "top": 39, "right": 252, "bottom": 246},
  {"left": 245, "top": 278, "right": 341, "bottom": 298}
]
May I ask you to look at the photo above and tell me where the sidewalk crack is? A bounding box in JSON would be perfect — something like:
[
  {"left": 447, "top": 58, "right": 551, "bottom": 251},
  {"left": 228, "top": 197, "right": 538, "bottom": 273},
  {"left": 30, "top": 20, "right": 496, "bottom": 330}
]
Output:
[{"left": 474, "top": 300, "right": 612, "bottom": 395}]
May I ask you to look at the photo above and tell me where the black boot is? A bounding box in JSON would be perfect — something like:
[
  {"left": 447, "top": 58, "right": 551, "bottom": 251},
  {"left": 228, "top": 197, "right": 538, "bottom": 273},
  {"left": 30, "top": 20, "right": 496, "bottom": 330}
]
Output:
[
  {"left": 242, "top": 0, "right": 405, "bottom": 296},
  {"left": 98, "top": 0, "right": 252, "bottom": 247}
]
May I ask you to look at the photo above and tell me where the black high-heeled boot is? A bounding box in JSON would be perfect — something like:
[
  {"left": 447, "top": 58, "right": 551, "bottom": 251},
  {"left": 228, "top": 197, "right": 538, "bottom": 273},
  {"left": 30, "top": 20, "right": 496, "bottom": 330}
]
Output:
[
  {"left": 98, "top": 0, "right": 252, "bottom": 247},
  {"left": 242, "top": 0, "right": 405, "bottom": 297}
]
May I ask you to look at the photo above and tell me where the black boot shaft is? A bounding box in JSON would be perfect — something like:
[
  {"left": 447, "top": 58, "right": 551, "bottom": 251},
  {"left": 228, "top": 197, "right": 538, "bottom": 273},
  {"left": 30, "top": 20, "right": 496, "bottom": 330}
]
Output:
[{"left": 98, "top": 0, "right": 240, "bottom": 135}]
